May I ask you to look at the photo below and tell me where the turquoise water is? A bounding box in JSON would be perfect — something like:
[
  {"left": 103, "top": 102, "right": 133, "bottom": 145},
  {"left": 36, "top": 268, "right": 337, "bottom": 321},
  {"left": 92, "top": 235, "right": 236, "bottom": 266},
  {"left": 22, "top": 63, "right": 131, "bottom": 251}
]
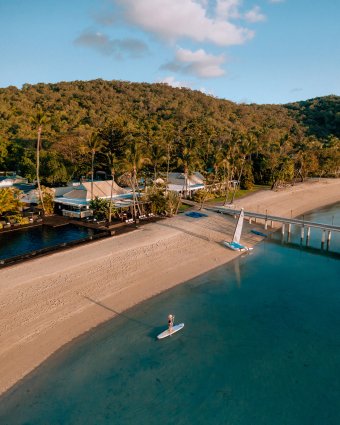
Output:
[{"left": 1, "top": 204, "right": 340, "bottom": 425}]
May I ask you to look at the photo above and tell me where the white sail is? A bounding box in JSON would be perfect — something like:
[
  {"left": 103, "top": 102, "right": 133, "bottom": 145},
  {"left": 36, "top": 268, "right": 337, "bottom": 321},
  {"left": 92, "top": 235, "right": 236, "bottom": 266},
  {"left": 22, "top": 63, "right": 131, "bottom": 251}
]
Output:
[
  {"left": 223, "top": 208, "right": 253, "bottom": 251},
  {"left": 232, "top": 208, "right": 244, "bottom": 244}
]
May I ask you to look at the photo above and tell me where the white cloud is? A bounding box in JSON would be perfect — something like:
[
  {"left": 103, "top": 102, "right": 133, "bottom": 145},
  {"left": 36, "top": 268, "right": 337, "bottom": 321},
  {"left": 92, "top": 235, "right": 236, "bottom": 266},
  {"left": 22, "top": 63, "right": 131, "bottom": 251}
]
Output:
[
  {"left": 158, "top": 76, "right": 191, "bottom": 88},
  {"left": 116, "top": 0, "right": 254, "bottom": 46},
  {"left": 195, "top": 0, "right": 209, "bottom": 6},
  {"left": 244, "top": 6, "right": 266, "bottom": 22},
  {"left": 157, "top": 76, "right": 215, "bottom": 96},
  {"left": 216, "top": 0, "right": 241, "bottom": 20},
  {"left": 161, "top": 47, "right": 226, "bottom": 78},
  {"left": 216, "top": 2, "right": 266, "bottom": 23},
  {"left": 199, "top": 86, "right": 215, "bottom": 96}
]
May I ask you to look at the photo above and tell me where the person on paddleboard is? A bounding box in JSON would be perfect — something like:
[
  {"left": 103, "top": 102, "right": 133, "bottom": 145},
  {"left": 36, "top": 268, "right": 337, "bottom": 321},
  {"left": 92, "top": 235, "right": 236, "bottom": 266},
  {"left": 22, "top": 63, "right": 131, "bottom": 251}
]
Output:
[{"left": 168, "top": 314, "right": 174, "bottom": 334}]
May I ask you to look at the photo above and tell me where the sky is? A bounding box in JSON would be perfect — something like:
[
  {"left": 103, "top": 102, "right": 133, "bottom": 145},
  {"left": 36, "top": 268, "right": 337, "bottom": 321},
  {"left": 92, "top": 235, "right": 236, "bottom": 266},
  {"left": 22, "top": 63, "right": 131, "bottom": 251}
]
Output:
[{"left": 0, "top": 0, "right": 339, "bottom": 104}]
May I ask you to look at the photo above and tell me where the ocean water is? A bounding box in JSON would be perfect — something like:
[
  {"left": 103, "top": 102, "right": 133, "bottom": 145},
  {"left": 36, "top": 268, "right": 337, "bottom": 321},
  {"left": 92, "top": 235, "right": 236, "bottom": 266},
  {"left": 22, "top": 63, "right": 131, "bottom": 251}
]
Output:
[{"left": 1, "top": 204, "right": 340, "bottom": 425}]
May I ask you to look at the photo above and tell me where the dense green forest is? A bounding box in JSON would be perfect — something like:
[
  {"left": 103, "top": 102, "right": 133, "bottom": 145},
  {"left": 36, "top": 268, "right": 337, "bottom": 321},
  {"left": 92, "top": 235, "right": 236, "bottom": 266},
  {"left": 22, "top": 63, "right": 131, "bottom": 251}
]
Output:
[
  {"left": 0, "top": 79, "right": 339, "bottom": 190},
  {"left": 286, "top": 95, "right": 340, "bottom": 139}
]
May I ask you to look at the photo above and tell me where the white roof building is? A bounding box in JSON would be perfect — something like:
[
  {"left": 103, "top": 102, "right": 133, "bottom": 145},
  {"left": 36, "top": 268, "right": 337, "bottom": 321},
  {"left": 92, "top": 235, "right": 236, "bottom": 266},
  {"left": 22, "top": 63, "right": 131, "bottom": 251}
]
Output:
[
  {"left": 156, "top": 172, "right": 205, "bottom": 194},
  {"left": 55, "top": 180, "right": 129, "bottom": 203},
  {"left": 54, "top": 180, "right": 133, "bottom": 218},
  {"left": 0, "top": 174, "right": 28, "bottom": 187}
]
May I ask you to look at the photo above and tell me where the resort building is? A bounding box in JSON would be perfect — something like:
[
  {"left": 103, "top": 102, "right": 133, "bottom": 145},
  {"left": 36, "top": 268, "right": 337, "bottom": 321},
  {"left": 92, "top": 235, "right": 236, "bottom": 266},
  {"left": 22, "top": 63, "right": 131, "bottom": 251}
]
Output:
[
  {"left": 54, "top": 180, "right": 132, "bottom": 218},
  {"left": 155, "top": 172, "right": 205, "bottom": 196},
  {"left": 0, "top": 172, "right": 28, "bottom": 187}
]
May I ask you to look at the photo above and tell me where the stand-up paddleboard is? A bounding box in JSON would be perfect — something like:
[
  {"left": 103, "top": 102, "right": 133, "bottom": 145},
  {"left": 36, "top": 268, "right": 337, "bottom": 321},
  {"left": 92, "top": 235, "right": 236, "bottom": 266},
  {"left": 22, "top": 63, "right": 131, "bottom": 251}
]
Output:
[{"left": 157, "top": 323, "right": 184, "bottom": 340}]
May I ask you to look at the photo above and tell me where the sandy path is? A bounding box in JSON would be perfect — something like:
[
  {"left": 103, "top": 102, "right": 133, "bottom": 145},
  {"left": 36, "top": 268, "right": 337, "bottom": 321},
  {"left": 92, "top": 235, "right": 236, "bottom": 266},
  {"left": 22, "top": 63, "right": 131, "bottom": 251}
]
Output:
[{"left": 0, "top": 178, "right": 339, "bottom": 395}]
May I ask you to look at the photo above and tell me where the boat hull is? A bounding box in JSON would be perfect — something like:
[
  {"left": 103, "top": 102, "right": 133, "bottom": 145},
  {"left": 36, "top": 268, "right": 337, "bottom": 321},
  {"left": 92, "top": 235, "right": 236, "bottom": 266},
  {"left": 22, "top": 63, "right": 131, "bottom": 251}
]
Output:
[{"left": 223, "top": 241, "right": 252, "bottom": 251}]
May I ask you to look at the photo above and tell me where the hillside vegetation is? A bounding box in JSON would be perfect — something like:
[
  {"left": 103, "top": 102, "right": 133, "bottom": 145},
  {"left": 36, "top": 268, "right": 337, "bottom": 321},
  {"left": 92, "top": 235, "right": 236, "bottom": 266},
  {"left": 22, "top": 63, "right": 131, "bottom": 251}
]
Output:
[
  {"left": 286, "top": 95, "right": 340, "bottom": 139},
  {"left": 0, "top": 79, "right": 339, "bottom": 189}
]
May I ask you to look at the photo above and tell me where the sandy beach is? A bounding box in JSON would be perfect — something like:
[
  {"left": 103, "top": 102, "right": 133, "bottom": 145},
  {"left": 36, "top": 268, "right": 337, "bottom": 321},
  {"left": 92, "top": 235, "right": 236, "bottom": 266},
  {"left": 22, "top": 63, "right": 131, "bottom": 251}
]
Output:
[{"left": 0, "top": 178, "right": 340, "bottom": 395}]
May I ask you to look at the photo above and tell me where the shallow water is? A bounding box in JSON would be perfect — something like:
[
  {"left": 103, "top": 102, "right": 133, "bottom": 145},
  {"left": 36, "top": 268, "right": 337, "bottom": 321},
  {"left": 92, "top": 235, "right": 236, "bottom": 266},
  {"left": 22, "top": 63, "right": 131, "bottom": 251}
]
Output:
[{"left": 1, "top": 204, "right": 340, "bottom": 425}]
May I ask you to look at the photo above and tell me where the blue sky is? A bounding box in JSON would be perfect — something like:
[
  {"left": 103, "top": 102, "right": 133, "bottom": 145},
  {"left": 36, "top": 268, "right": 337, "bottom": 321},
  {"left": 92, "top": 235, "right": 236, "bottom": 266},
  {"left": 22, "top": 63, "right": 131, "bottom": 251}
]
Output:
[{"left": 0, "top": 0, "right": 339, "bottom": 104}]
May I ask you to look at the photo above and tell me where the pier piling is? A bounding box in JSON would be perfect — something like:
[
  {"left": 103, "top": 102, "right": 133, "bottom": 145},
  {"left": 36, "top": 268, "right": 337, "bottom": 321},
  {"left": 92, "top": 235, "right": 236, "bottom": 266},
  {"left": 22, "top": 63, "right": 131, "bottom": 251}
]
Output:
[
  {"left": 300, "top": 226, "right": 305, "bottom": 240},
  {"left": 281, "top": 223, "right": 285, "bottom": 235},
  {"left": 211, "top": 207, "right": 340, "bottom": 252}
]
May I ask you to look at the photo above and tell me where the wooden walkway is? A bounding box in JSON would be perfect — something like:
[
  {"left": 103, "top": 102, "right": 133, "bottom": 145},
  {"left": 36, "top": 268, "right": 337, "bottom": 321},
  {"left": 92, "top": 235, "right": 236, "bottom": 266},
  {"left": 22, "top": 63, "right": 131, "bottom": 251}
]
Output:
[
  {"left": 43, "top": 214, "right": 163, "bottom": 236},
  {"left": 43, "top": 216, "right": 70, "bottom": 227}
]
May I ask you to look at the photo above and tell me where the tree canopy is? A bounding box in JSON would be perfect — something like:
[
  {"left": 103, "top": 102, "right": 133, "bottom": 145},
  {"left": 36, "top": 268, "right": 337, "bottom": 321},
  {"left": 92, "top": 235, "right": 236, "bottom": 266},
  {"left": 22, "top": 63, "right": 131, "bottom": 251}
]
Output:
[{"left": 0, "top": 79, "right": 339, "bottom": 188}]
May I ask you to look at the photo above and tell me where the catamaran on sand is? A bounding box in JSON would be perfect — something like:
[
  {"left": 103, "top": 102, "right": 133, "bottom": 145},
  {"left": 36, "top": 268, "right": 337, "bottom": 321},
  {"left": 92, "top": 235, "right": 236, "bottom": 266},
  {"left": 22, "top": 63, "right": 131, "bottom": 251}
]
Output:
[{"left": 223, "top": 208, "right": 253, "bottom": 252}]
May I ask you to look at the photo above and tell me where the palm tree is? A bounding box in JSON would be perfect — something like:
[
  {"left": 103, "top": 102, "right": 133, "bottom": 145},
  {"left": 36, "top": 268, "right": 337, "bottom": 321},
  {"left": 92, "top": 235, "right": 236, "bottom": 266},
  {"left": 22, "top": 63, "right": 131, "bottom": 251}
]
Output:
[
  {"left": 229, "top": 131, "right": 256, "bottom": 204},
  {"left": 150, "top": 143, "right": 167, "bottom": 181},
  {"left": 177, "top": 145, "right": 201, "bottom": 198},
  {"left": 106, "top": 151, "right": 120, "bottom": 223},
  {"left": 84, "top": 132, "right": 107, "bottom": 200},
  {"left": 30, "top": 107, "right": 47, "bottom": 215},
  {"left": 121, "top": 138, "right": 150, "bottom": 219},
  {"left": 165, "top": 139, "right": 174, "bottom": 194},
  {"left": 160, "top": 123, "right": 175, "bottom": 193},
  {"left": 268, "top": 133, "right": 294, "bottom": 189}
]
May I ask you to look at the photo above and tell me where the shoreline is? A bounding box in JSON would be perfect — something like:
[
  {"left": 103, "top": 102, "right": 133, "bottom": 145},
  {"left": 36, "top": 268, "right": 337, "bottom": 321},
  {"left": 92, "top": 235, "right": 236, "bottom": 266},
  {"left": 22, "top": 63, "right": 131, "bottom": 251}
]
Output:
[{"left": 1, "top": 178, "right": 340, "bottom": 396}]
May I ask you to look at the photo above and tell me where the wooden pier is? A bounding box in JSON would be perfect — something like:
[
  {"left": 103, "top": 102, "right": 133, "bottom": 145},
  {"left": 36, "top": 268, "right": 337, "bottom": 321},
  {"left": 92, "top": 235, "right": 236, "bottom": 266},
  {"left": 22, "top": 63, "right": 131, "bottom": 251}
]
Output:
[{"left": 209, "top": 207, "right": 340, "bottom": 245}]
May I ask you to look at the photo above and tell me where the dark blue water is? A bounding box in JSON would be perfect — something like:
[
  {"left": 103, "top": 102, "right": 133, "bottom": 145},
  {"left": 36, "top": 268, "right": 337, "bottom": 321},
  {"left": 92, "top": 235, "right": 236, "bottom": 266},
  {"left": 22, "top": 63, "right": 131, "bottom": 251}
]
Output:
[
  {"left": 0, "top": 224, "right": 98, "bottom": 260},
  {"left": 1, "top": 204, "right": 340, "bottom": 425}
]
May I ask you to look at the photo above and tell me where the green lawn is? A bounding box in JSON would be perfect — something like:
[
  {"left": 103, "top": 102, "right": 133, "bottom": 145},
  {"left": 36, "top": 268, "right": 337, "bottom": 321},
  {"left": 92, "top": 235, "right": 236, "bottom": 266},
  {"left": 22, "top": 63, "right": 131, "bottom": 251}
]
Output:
[
  {"left": 205, "top": 185, "right": 270, "bottom": 204},
  {"left": 178, "top": 204, "right": 192, "bottom": 213}
]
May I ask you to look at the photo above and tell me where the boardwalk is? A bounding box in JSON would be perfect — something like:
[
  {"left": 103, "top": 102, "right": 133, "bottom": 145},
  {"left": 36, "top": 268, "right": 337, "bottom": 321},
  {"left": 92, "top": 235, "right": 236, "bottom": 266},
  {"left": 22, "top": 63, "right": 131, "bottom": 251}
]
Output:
[{"left": 208, "top": 206, "right": 340, "bottom": 242}]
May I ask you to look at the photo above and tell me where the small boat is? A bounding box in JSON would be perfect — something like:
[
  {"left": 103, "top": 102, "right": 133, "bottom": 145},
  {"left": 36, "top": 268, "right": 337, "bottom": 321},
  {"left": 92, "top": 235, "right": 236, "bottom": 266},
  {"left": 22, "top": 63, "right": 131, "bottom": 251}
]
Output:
[{"left": 223, "top": 208, "right": 253, "bottom": 252}]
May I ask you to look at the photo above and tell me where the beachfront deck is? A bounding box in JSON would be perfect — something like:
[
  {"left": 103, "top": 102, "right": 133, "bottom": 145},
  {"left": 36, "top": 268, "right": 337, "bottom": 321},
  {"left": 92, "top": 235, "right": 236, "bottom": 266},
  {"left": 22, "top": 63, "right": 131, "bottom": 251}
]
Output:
[{"left": 43, "top": 214, "right": 161, "bottom": 234}]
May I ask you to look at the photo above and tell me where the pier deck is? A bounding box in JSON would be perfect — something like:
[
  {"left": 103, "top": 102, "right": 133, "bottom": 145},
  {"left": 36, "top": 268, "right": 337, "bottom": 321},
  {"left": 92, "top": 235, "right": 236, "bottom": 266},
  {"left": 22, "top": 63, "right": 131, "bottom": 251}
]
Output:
[
  {"left": 209, "top": 207, "right": 340, "bottom": 233},
  {"left": 209, "top": 207, "right": 340, "bottom": 245}
]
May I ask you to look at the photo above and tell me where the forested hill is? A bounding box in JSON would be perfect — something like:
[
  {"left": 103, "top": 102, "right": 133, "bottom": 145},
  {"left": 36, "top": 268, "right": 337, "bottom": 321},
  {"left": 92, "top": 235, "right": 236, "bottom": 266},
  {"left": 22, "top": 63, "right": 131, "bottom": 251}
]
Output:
[
  {"left": 0, "top": 79, "right": 299, "bottom": 138},
  {"left": 0, "top": 79, "right": 339, "bottom": 187},
  {"left": 1, "top": 79, "right": 338, "bottom": 142},
  {"left": 285, "top": 95, "right": 340, "bottom": 139}
]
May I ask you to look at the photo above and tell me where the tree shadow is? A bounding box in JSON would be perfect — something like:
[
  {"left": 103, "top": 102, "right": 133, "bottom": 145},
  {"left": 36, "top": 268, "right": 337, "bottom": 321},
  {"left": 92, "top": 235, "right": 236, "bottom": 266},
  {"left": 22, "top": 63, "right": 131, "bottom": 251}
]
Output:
[{"left": 83, "top": 295, "right": 162, "bottom": 339}]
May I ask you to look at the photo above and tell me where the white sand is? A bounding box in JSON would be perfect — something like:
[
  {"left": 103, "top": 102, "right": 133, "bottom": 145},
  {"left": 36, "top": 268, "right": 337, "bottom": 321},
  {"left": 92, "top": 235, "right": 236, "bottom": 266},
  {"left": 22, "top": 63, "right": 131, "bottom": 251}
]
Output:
[
  {"left": 234, "top": 178, "right": 340, "bottom": 223},
  {"left": 0, "top": 178, "right": 339, "bottom": 394}
]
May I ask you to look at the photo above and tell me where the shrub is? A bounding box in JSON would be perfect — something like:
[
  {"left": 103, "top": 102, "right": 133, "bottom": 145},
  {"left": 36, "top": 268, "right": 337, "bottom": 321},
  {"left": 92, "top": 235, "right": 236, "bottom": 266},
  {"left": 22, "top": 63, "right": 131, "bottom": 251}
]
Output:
[
  {"left": 192, "top": 189, "right": 214, "bottom": 209},
  {"left": 89, "top": 197, "right": 109, "bottom": 220},
  {"left": 144, "top": 186, "right": 167, "bottom": 215}
]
